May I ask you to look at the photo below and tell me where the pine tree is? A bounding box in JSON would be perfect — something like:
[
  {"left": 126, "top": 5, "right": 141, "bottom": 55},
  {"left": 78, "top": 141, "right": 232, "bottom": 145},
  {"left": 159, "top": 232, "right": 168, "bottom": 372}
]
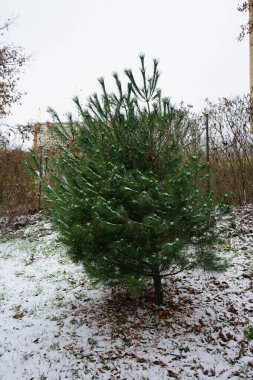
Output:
[{"left": 46, "top": 56, "right": 229, "bottom": 306}]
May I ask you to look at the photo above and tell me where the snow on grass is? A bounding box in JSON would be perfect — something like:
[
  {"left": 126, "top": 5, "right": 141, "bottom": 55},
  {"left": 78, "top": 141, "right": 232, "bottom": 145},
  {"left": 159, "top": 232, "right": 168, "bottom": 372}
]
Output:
[{"left": 0, "top": 207, "right": 253, "bottom": 379}]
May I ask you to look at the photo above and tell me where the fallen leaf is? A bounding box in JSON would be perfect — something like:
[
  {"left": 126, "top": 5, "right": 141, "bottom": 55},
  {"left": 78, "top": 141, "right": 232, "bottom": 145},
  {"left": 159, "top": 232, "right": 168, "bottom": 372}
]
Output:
[{"left": 13, "top": 311, "right": 26, "bottom": 319}]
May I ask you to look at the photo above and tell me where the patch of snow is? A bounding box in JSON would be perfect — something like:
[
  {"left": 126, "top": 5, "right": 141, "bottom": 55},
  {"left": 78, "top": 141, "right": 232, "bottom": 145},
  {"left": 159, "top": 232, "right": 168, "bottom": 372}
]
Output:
[{"left": 0, "top": 208, "right": 252, "bottom": 379}]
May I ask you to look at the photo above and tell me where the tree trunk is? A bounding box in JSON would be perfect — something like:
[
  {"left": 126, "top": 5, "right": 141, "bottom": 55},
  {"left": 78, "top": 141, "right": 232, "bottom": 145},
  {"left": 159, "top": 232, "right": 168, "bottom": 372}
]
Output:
[
  {"left": 153, "top": 273, "right": 163, "bottom": 306},
  {"left": 250, "top": 0, "right": 253, "bottom": 132}
]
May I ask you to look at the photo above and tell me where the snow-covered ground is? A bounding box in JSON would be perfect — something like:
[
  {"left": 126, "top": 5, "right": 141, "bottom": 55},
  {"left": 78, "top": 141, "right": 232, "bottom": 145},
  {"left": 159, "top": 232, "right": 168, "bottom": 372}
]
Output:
[{"left": 0, "top": 207, "right": 253, "bottom": 380}]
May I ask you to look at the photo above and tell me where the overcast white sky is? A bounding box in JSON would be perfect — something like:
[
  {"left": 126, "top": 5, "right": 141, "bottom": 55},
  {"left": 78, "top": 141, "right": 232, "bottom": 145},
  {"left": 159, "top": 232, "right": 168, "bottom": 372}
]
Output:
[{"left": 1, "top": 0, "right": 249, "bottom": 127}]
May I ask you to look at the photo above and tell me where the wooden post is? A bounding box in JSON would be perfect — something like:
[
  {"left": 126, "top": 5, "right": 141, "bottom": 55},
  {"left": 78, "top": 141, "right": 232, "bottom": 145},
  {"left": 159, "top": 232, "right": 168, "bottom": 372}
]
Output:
[
  {"left": 38, "top": 145, "right": 43, "bottom": 210},
  {"left": 32, "top": 123, "right": 40, "bottom": 209},
  {"left": 205, "top": 113, "right": 211, "bottom": 195},
  {"left": 249, "top": 0, "right": 253, "bottom": 132}
]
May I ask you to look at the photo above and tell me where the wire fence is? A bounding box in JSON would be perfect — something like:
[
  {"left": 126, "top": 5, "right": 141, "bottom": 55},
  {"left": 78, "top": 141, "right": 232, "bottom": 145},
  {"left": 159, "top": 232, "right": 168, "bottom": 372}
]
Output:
[{"left": 1, "top": 96, "right": 253, "bottom": 217}]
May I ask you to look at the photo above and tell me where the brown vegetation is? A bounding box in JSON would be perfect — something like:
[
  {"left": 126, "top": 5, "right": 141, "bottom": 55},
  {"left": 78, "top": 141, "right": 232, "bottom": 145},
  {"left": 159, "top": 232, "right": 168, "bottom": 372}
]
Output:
[
  {"left": 210, "top": 152, "right": 253, "bottom": 204},
  {"left": 204, "top": 96, "right": 253, "bottom": 205},
  {"left": 0, "top": 149, "right": 37, "bottom": 215}
]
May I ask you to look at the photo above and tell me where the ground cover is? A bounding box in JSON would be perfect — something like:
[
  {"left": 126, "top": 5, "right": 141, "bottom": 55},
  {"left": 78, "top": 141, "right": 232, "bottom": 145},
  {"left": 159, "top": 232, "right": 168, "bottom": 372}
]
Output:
[{"left": 0, "top": 207, "right": 253, "bottom": 379}]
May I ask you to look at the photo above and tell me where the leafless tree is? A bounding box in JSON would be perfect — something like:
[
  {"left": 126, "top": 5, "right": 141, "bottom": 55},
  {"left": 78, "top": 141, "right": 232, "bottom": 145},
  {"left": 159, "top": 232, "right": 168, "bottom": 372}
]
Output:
[
  {"left": 238, "top": 0, "right": 253, "bottom": 41},
  {"left": 0, "top": 18, "right": 29, "bottom": 149}
]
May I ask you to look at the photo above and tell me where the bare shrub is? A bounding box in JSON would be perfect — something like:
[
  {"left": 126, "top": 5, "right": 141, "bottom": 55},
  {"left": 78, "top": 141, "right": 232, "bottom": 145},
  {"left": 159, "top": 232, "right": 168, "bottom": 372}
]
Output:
[
  {"left": 0, "top": 149, "right": 36, "bottom": 214},
  {"left": 202, "top": 95, "right": 253, "bottom": 204}
]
